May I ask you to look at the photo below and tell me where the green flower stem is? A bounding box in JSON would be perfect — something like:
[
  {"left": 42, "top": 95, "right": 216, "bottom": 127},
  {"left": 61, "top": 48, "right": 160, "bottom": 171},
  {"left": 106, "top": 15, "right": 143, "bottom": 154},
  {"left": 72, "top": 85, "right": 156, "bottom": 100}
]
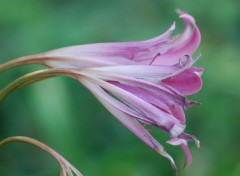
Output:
[
  {"left": 0, "top": 55, "right": 41, "bottom": 73},
  {"left": 0, "top": 68, "right": 80, "bottom": 103},
  {"left": 0, "top": 136, "right": 82, "bottom": 176}
]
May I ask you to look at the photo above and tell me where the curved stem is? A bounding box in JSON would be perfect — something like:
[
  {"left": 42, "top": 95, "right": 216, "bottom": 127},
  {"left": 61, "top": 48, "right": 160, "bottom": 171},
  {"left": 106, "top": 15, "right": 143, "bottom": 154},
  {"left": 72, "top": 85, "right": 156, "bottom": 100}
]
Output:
[
  {"left": 0, "top": 68, "right": 81, "bottom": 103},
  {"left": 0, "top": 136, "right": 82, "bottom": 176},
  {"left": 0, "top": 54, "right": 43, "bottom": 73}
]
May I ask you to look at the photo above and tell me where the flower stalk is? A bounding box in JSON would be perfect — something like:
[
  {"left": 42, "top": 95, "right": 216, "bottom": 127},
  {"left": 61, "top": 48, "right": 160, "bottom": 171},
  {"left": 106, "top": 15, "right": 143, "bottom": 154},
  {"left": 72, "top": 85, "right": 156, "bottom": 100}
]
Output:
[
  {"left": 0, "top": 136, "right": 82, "bottom": 176},
  {"left": 0, "top": 68, "right": 81, "bottom": 103}
]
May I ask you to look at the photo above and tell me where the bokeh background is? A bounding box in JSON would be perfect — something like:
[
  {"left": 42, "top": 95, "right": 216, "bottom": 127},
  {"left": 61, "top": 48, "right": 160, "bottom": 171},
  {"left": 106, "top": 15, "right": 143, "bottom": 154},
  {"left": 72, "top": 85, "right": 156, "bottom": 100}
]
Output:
[{"left": 0, "top": 0, "right": 240, "bottom": 176}]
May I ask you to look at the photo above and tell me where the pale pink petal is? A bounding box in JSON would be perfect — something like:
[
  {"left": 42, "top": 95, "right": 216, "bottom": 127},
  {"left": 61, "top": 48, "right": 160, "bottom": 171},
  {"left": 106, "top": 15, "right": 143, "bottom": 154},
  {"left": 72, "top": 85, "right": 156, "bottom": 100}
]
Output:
[
  {"left": 152, "top": 12, "right": 201, "bottom": 65},
  {"left": 88, "top": 55, "right": 196, "bottom": 83},
  {"left": 45, "top": 56, "right": 136, "bottom": 69},
  {"left": 110, "top": 81, "right": 172, "bottom": 114},
  {"left": 80, "top": 72, "right": 186, "bottom": 137},
  {"left": 79, "top": 77, "right": 177, "bottom": 170},
  {"left": 37, "top": 13, "right": 198, "bottom": 68},
  {"left": 41, "top": 23, "right": 175, "bottom": 68},
  {"left": 109, "top": 81, "right": 186, "bottom": 124},
  {"left": 80, "top": 69, "right": 191, "bottom": 108},
  {"left": 111, "top": 83, "right": 182, "bottom": 123},
  {"left": 11, "top": 12, "right": 199, "bottom": 71}
]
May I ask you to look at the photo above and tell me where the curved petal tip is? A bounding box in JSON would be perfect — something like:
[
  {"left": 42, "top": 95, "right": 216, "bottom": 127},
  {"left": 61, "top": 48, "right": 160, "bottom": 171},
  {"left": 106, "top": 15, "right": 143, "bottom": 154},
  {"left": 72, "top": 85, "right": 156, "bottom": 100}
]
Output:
[
  {"left": 176, "top": 9, "right": 196, "bottom": 24},
  {"left": 156, "top": 146, "right": 177, "bottom": 174}
]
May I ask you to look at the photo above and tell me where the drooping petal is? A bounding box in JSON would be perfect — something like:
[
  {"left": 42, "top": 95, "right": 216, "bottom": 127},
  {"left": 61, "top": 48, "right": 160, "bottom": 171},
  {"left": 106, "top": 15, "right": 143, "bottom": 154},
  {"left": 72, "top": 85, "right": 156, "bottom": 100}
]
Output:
[
  {"left": 179, "top": 132, "right": 200, "bottom": 148},
  {"left": 79, "top": 77, "right": 155, "bottom": 125},
  {"left": 79, "top": 77, "right": 177, "bottom": 170},
  {"left": 167, "top": 138, "right": 192, "bottom": 167},
  {"left": 109, "top": 81, "right": 173, "bottom": 114},
  {"left": 108, "top": 81, "right": 187, "bottom": 124},
  {"left": 80, "top": 68, "right": 191, "bottom": 108},
  {"left": 180, "top": 142, "right": 192, "bottom": 168},
  {"left": 167, "top": 132, "right": 200, "bottom": 167},
  {"left": 162, "top": 67, "right": 203, "bottom": 96},
  {"left": 80, "top": 72, "right": 186, "bottom": 137}
]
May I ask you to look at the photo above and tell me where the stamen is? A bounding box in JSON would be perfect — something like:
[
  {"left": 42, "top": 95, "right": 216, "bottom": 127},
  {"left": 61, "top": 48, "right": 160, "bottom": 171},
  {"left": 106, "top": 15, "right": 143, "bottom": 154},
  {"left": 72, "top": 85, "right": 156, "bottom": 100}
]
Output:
[
  {"left": 179, "top": 55, "right": 191, "bottom": 68},
  {"left": 149, "top": 52, "right": 161, "bottom": 65}
]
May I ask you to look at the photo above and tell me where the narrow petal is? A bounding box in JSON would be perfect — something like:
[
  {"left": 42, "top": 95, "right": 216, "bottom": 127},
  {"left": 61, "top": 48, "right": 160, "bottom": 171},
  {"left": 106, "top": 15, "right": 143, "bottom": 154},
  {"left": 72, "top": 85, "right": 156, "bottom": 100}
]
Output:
[
  {"left": 109, "top": 81, "right": 186, "bottom": 123},
  {"left": 152, "top": 12, "right": 201, "bottom": 65},
  {"left": 79, "top": 77, "right": 177, "bottom": 170},
  {"left": 87, "top": 55, "right": 195, "bottom": 83},
  {"left": 168, "top": 132, "right": 200, "bottom": 167},
  {"left": 179, "top": 133, "right": 200, "bottom": 148},
  {"left": 110, "top": 81, "right": 173, "bottom": 114},
  {"left": 5, "top": 12, "right": 199, "bottom": 71},
  {"left": 167, "top": 138, "right": 192, "bottom": 167},
  {"left": 45, "top": 56, "right": 136, "bottom": 69},
  {"left": 80, "top": 72, "right": 186, "bottom": 137},
  {"left": 41, "top": 23, "right": 175, "bottom": 68},
  {"left": 81, "top": 69, "right": 190, "bottom": 108},
  {"left": 32, "top": 13, "right": 190, "bottom": 68},
  {"left": 181, "top": 142, "right": 192, "bottom": 168}
]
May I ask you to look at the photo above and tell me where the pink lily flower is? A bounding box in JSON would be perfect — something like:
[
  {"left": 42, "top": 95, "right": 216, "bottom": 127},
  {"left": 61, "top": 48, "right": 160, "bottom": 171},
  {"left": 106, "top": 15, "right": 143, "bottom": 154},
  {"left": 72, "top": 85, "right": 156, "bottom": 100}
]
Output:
[{"left": 0, "top": 11, "right": 203, "bottom": 172}]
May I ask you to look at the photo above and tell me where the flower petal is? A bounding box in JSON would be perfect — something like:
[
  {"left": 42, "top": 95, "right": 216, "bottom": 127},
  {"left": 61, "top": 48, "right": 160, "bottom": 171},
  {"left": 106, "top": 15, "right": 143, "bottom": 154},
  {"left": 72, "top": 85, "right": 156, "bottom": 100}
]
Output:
[
  {"left": 40, "top": 22, "right": 175, "bottom": 68},
  {"left": 7, "top": 12, "right": 199, "bottom": 72},
  {"left": 109, "top": 81, "right": 187, "bottom": 124},
  {"left": 152, "top": 12, "right": 201, "bottom": 65},
  {"left": 34, "top": 12, "right": 198, "bottom": 68},
  {"left": 81, "top": 68, "right": 192, "bottom": 108},
  {"left": 167, "top": 138, "right": 192, "bottom": 167},
  {"left": 80, "top": 72, "right": 186, "bottom": 137},
  {"left": 88, "top": 55, "right": 197, "bottom": 84},
  {"left": 162, "top": 67, "right": 203, "bottom": 95},
  {"left": 79, "top": 77, "right": 177, "bottom": 170},
  {"left": 169, "top": 103, "right": 186, "bottom": 123}
]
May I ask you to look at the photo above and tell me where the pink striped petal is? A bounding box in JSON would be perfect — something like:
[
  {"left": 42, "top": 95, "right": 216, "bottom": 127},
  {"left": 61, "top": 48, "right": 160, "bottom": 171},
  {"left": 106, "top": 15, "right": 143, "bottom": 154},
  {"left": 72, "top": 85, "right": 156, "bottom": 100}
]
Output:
[
  {"left": 80, "top": 69, "right": 191, "bottom": 108},
  {"left": 80, "top": 73, "right": 186, "bottom": 137},
  {"left": 29, "top": 12, "right": 199, "bottom": 69},
  {"left": 109, "top": 81, "right": 187, "bottom": 124},
  {"left": 152, "top": 12, "right": 201, "bottom": 65},
  {"left": 87, "top": 55, "right": 196, "bottom": 83},
  {"left": 162, "top": 67, "right": 203, "bottom": 96},
  {"left": 41, "top": 22, "right": 175, "bottom": 67},
  {"left": 80, "top": 77, "right": 177, "bottom": 170}
]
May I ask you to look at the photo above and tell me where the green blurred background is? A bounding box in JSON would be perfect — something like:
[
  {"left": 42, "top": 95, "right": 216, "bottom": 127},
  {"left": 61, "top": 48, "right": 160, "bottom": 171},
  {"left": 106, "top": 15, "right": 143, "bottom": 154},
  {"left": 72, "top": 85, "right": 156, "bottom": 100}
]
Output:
[{"left": 0, "top": 0, "right": 240, "bottom": 175}]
